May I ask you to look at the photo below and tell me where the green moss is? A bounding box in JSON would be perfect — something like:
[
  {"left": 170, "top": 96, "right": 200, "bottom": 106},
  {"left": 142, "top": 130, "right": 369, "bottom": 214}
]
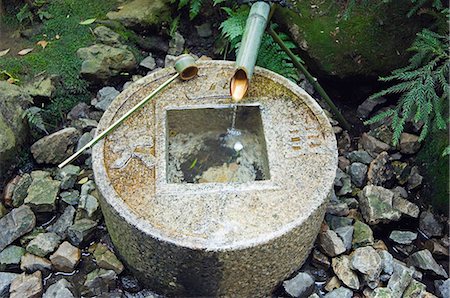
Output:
[{"left": 275, "top": 0, "right": 425, "bottom": 78}]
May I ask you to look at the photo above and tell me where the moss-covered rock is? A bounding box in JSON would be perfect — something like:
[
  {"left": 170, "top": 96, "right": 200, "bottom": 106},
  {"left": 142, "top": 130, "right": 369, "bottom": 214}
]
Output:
[{"left": 275, "top": 1, "right": 425, "bottom": 78}]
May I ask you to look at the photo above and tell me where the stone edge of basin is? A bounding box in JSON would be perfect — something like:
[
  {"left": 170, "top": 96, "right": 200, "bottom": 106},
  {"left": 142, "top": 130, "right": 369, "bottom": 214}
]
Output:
[{"left": 92, "top": 60, "right": 338, "bottom": 251}]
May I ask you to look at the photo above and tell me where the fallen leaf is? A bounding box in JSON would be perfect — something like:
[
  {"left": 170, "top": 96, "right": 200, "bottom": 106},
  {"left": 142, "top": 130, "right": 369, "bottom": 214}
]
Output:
[
  {"left": 78, "top": 177, "right": 89, "bottom": 184},
  {"left": 7, "top": 77, "right": 19, "bottom": 84},
  {"left": 36, "top": 40, "right": 48, "bottom": 49},
  {"left": 0, "top": 49, "right": 10, "bottom": 57},
  {"left": 79, "top": 18, "right": 96, "bottom": 25},
  {"left": 55, "top": 34, "right": 60, "bottom": 40},
  {"left": 18, "top": 48, "right": 34, "bottom": 56}
]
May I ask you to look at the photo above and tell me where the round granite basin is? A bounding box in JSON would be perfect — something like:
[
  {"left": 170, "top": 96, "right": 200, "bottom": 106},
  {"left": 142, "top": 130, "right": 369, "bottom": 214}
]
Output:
[{"left": 92, "top": 60, "right": 337, "bottom": 297}]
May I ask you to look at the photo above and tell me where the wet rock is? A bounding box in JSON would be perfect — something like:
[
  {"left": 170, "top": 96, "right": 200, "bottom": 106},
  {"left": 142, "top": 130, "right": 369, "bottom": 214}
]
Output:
[
  {"left": 408, "top": 250, "right": 448, "bottom": 278},
  {"left": 388, "top": 261, "right": 413, "bottom": 297},
  {"left": 93, "top": 87, "right": 120, "bottom": 111},
  {"left": 351, "top": 246, "right": 382, "bottom": 286},
  {"left": 348, "top": 150, "right": 374, "bottom": 164},
  {"left": 0, "top": 205, "right": 36, "bottom": 251},
  {"left": 120, "top": 275, "right": 141, "bottom": 293},
  {"left": 139, "top": 54, "right": 156, "bottom": 70},
  {"left": 0, "top": 272, "right": 19, "bottom": 297},
  {"left": 83, "top": 268, "right": 117, "bottom": 296},
  {"left": 168, "top": 32, "right": 185, "bottom": 55},
  {"left": 50, "top": 241, "right": 81, "bottom": 272},
  {"left": 20, "top": 253, "right": 52, "bottom": 272},
  {"left": 93, "top": 243, "right": 124, "bottom": 274},
  {"left": 352, "top": 220, "right": 374, "bottom": 248},
  {"left": 378, "top": 250, "right": 394, "bottom": 276},
  {"left": 326, "top": 214, "right": 353, "bottom": 230},
  {"left": 367, "top": 152, "right": 393, "bottom": 186},
  {"left": 435, "top": 279, "right": 449, "bottom": 298},
  {"left": 77, "top": 44, "right": 136, "bottom": 81},
  {"left": 326, "top": 202, "right": 349, "bottom": 217},
  {"left": 357, "top": 97, "right": 387, "bottom": 119},
  {"left": 283, "top": 271, "right": 315, "bottom": 297},
  {"left": 77, "top": 194, "right": 100, "bottom": 220},
  {"left": 94, "top": 26, "right": 122, "bottom": 46},
  {"left": 67, "top": 219, "right": 97, "bottom": 246},
  {"left": 106, "top": 0, "right": 171, "bottom": 28},
  {"left": 360, "top": 133, "right": 391, "bottom": 154},
  {"left": 332, "top": 255, "right": 360, "bottom": 290},
  {"left": 400, "top": 133, "right": 421, "bottom": 154},
  {"left": 196, "top": 23, "right": 212, "bottom": 38},
  {"left": 9, "top": 271, "right": 43, "bottom": 298},
  {"left": 334, "top": 226, "right": 353, "bottom": 251},
  {"left": 419, "top": 211, "right": 444, "bottom": 238},
  {"left": 55, "top": 165, "right": 80, "bottom": 190},
  {"left": 31, "top": 128, "right": 80, "bottom": 164},
  {"left": 349, "top": 162, "right": 367, "bottom": 187},
  {"left": 312, "top": 249, "right": 330, "bottom": 269},
  {"left": 0, "top": 245, "right": 25, "bottom": 270},
  {"left": 11, "top": 174, "right": 32, "bottom": 207},
  {"left": 407, "top": 166, "right": 423, "bottom": 190},
  {"left": 26, "top": 232, "right": 61, "bottom": 257},
  {"left": 47, "top": 206, "right": 76, "bottom": 238},
  {"left": 67, "top": 102, "right": 90, "bottom": 120},
  {"left": 43, "top": 279, "right": 74, "bottom": 298},
  {"left": 324, "top": 286, "right": 353, "bottom": 298},
  {"left": 319, "top": 230, "right": 346, "bottom": 257},
  {"left": 389, "top": 230, "right": 417, "bottom": 245},
  {"left": 358, "top": 185, "right": 401, "bottom": 225},
  {"left": 392, "top": 197, "right": 420, "bottom": 218},
  {"left": 60, "top": 190, "right": 80, "bottom": 206},
  {"left": 403, "top": 279, "right": 426, "bottom": 298},
  {"left": 24, "top": 171, "right": 60, "bottom": 213}
]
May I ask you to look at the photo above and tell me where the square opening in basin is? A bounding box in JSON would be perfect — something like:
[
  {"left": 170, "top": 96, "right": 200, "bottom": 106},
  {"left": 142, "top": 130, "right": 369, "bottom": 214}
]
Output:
[{"left": 166, "top": 105, "right": 270, "bottom": 184}]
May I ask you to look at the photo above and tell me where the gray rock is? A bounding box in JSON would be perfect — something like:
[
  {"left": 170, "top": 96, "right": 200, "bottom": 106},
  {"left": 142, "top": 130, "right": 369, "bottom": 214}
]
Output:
[
  {"left": 67, "top": 219, "right": 97, "bottom": 246},
  {"left": 334, "top": 226, "right": 353, "bottom": 251},
  {"left": 31, "top": 128, "right": 80, "bottom": 164},
  {"left": 139, "top": 55, "right": 156, "bottom": 70},
  {"left": 83, "top": 268, "right": 117, "bottom": 296},
  {"left": 24, "top": 76, "right": 56, "bottom": 98},
  {"left": 9, "top": 271, "right": 43, "bottom": 298},
  {"left": 0, "top": 203, "right": 6, "bottom": 219},
  {"left": 389, "top": 230, "right": 417, "bottom": 245},
  {"left": 360, "top": 133, "right": 391, "bottom": 154},
  {"left": 365, "top": 287, "right": 393, "bottom": 298},
  {"left": 388, "top": 261, "right": 414, "bottom": 297},
  {"left": 392, "top": 197, "right": 419, "bottom": 218},
  {"left": 77, "top": 44, "right": 136, "bottom": 81},
  {"left": 378, "top": 250, "right": 394, "bottom": 276},
  {"left": 324, "top": 286, "right": 353, "bottom": 298},
  {"left": 47, "top": 206, "right": 76, "bottom": 238},
  {"left": 106, "top": 0, "right": 171, "bottom": 28},
  {"left": 94, "top": 87, "right": 120, "bottom": 111},
  {"left": 352, "top": 220, "right": 374, "bottom": 248},
  {"left": 349, "top": 162, "right": 367, "bottom": 187},
  {"left": 77, "top": 194, "right": 100, "bottom": 220},
  {"left": 408, "top": 250, "right": 448, "bottom": 278},
  {"left": 403, "top": 279, "right": 426, "bottom": 298},
  {"left": 319, "top": 230, "right": 346, "bottom": 257},
  {"left": 367, "top": 151, "right": 393, "bottom": 186},
  {"left": 435, "top": 279, "right": 449, "bottom": 298},
  {"left": 50, "top": 241, "right": 81, "bottom": 272},
  {"left": 400, "top": 133, "right": 421, "bottom": 154},
  {"left": 0, "top": 245, "right": 25, "bottom": 270},
  {"left": 407, "top": 166, "right": 423, "bottom": 190},
  {"left": 358, "top": 185, "right": 401, "bottom": 225},
  {"left": 55, "top": 165, "right": 80, "bottom": 190},
  {"left": 351, "top": 246, "right": 382, "bottom": 286},
  {"left": 332, "top": 255, "right": 360, "bottom": 290},
  {"left": 347, "top": 150, "right": 374, "bottom": 164},
  {"left": 93, "top": 243, "right": 124, "bottom": 274},
  {"left": 326, "top": 202, "right": 349, "bottom": 217},
  {"left": 164, "top": 54, "right": 177, "bottom": 68},
  {"left": 419, "top": 211, "right": 443, "bottom": 237},
  {"left": 43, "top": 279, "right": 74, "bottom": 298},
  {"left": 76, "top": 132, "right": 94, "bottom": 154},
  {"left": 196, "top": 23, "right": 212, "bottom": 38},
  {"left": 168, "top": 32, "right": 185, "bottom": 55},
  {"left": 357, "top": 97, "right": 387, "bottom": 118},
  {"left": 24, "top": 171, "right": 60, "bottom": 213},
  {"left": 11, "top": 174, "right": 32, "bottom": 207},
  {"left": 326, "top": 215, "right": 353, "bottom": 230},
  {"left": 335, "top": 169, "right": 352, "bottom": 196},
  {"left": 94, "top": 26, "right": 122, "bottom": 46},
  {"left": 0, "top": 272, "right": 19, "bottom": 298},
  {"left": 67, "top": 102, "right": 90, "bottom": 120},
  {"left": 60, "top": 190, "right": 80, "bottom": 206},
  {"left": 26, "top": 232, "right": 61, "bottom": 257},
  {"left": 20, "top": 253, "right": 52, "bottom": 272},
  {"left": 312, "top": 249, "right": 330, "bottom": 269},
  {"left": 120, "top": 275, "right": 141, "bottom": 293},
  {"left": 282, "top": 272, "right": 315, "bottom": 297},
  {"left": 0, "top": 205, "right": 35, "bottom": 251}
]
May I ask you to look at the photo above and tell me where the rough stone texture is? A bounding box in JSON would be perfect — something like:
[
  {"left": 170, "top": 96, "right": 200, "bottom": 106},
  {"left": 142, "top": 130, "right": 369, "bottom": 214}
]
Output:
[
  {"left": 335, "top": 226, "right": 353, "bottom": 251},
  {"left": 60, "top": 190, "right": 80, "bottom": 206},
  {"left": 0, "top": 245, "right": 24, "bottom": 270},
  {"left": 357, "top": 97, "right": 387, "bottom": 119},
  {"left": 403, "top": 279, "right": 426, "bottom": 298},
  {"left": 408, "top": 250, "right": 448, "bottom": 278},
  {"left": 26, "top": 232, "right": 61, "bottom": 257},
  {"left": 49, "top": 241, "right": 81, "bottom": 272},
  {"left": 367, "top": 152, "right": 393, "bottom": 186},
  {"left": 24, "top": 171, "right": 60, "bottom": 213},
  {"left": 388, "top": 261, "right": 413, "bottom": 297},
  {"left": 352, "top": 220, "right": 374, "bottom": 248},
  {"left": 168, "top": 32, "right": 185, "bottom": 55},
  {"left": 24, "top": 76, "right": 56, "bottom": 98},
  {"left": 282, "top": 272, "right": 315, "bottom": 297},
  {"left": 332, "top": 255, "right": 360, "bottom": 290},
  {"left": 349, "top": 162, "right": 367, "bottom": 187},
  {"left": 0, "top": 272, "right": 19, "bottom": 297},
  {"left": 94, "top": 26, "right": 122, "bottom": 46},
  {"left": 392, "top": 197, "right": 419, "bottom": 218},
  {"left": 11, "top": 174, "right": 32, "bottom": 207},
  {"left": 351, "top": 246, "right": 382, "bottom": 285},
  {"left": 93, "top": 243, "right": 124, "bottom": 274},
  {"left": 139, "top": 55, "right": 157, "bottom": 70},
  {"left": 94, "top": 87, "right": 120, "bottom": 111},
  {"left": 378, "top": 250, "right": 394, "bottom": 276},
  {"left": 20, "top": 253, "right": 52, "bottom": 272},
  {"left": 360, "top": 133, "right": 391, "bottom": 154},
  {"left": 47, "top": 206, "right": 76, "bottom": 238},
  {"left": 0, "top": 205, "right": 36, "bottom": 251},
  {"left": 77, "top": 44, "right": 136, "bottom": 81},
  {"left": 389, "top": 230, "right": 417, "bottom": 245},
  {"left": 324, "top": 287, "right": 353, "bottom": 298},
  {"left": 358, "top": 185, "right": 401, "bottom": 225},
  {"left": 55, "top": 165, "right": 80, "bottom": 190},
  {"left": 419, "top": 211, "right": 443, "bottom": 238},
  {"left": 31, "top": 128, "right": 80, "bottom": 164},
  {"left": 83, "top": 269, "right": 117, "bottom": 296},
  {"left": 67, "top": 219, "right": 97, "bottom": 246},
  {"left": 319, "top": 230, "right": 346, "bottom": 257},
  {"left": 92, "top": 61, "right": 337, "bottom": 296},
  {"left": 400, "top": 133, "right": 421, "bottom": 154},
  {"left": 347, "top": 150, "right": 374, "bottom": 164},
  {"left": 106, "top": 0, "right": 171, "bottom": 28},
  {"left": 9, "top": 271, "right": 42, "bottom": 298},
  {"left": 43, "top": 279, "right": 74, "bottom": 298},
  {"left": 435, "top": 279, "right": 449, "bottom": 298}
]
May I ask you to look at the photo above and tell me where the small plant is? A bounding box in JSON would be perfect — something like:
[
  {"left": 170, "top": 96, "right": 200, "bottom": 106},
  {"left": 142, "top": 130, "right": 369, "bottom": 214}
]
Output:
[{"left": 22, "top": 106, "right": 48, "bottom": 134}]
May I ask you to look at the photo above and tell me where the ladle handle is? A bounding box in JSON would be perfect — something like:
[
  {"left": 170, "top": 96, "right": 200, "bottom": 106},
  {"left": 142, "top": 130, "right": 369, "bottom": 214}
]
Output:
[{"left": 58, "top": 72, "right": 180, "bottom": 169}]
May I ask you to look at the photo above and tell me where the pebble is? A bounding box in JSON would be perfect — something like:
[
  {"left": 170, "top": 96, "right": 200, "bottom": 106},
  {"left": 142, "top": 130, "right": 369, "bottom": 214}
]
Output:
[
  {"left": 352, "top": 220, "right": 374, "bottom": 248},
  {"left": 332, "top": 255, "right": 360, "bottom": 290},
  {"left": 30, "top": 128, "right": 80, "bottom": 165},
  {"left": 67, "top": 219, "right": 97, "bottom": 246},
  {"left": 93, "top": 243, "right": 124, "bottom": 274},
  {"left": 43, "top": 278, "right": 74, "bottom": 298},
  {"left": 392, "top": 197, "right": 420, "bottom": 218},
  {"left": 0, "top": 272, "right": 19, "bottom": 297},
  {"left": 312, "top": 249, "right": 330, "bottom": 269},
  {"left": 94, "top": 87, "right": 120, "bottom": 111},
  {"left": 282, "top": 271, "right": 315, "bottom": 297},
  {"left": 434, "top": 279, "right": 450, "bottom": 298},
  {"left": 83, "top": 268, "right": 117, "bottom": 296},
  {"left": 319, "top": 230, "right": 346, "bottom": 257},
  {"left": 419, "top": 211, "right": 443, "bottom": 238},
  {"left": 60, "top": 190, "right": 80, "bottom": 206},
  {"left": 378, "top": 250, "right": 394, "bottom": 276},
  {"left": 388, "top": 261, "right": 413, "bottom": 297},
  {"left": 348, "top": 162, "right": 367, "bottom": 188},
  {"left": 324, "top": 286, "right": 353, "bottom": 298},
  {"left": 324, "top": 276, "right": 341, "bottom": 292},
  {"left": 47, "top": 205, "right": 76, "bottom": 238},
  {"left": 26, "top": 232, "right": 61, "bottom": 257},
  {"left": 389, "top": 230, "right": 417, "bottom": 245},
  {"left": 11, "top": 174, "right": 32, "bottom": 207},
  {"left": 334, "top": 226, "right": 354, "bottom": 251},
  {"left": 399, "top": 133, "right": 421, "bottom": 154},
  {"left": 0, "top": 205, "right": 36, "bottom": 251},
  {"left": 9, "top": 271, "right": 43, "bottom": 298},
  {"left": 195, "top": 23, "right": 212, "bottom": 38},
  {"left": 139, "top": 54, "right": 156, "bottom": 70},
  {"left": 24, "top": 171, "right": 61, "bottom": 213},
  {"left": 0, "top": 245, "right": 25, "bottom": 270},
  {"left": 55, "top": 165, "right": 81, "bottom": 190},
  {"left": 358, "top": 185, "right": 401, "bottom": 225},
  {"left": 360, "top": 133, "right": 391, "bottom": 154},
  {"left": 351, "top": 246, "right": 382, "bottom": 286},
  {"left": 20, "top": 253, "right": 52, "bottom": 272},
  {"left": 407, "top": 166, "right": 423, "bottom": 190},
  {"left": 347, "top": 150, "right": 374, "bottom": 164},
  {"left": 168, "top": 32, "right": 185, "bottom": 55},
  {"left": 367, "top": 151, "right": 393, "bottom": 186},
  {"left": 50, "top": 241, "right": 81, "bottom": 272},
  {"left": 408, "top": 250, "right": 448, "bottom": 278},
  {"left": 403, "top": 279, "right": 426, "bottom": 298},
  {"left": 120, "top": 275, "right": 141, "bottom": 293}
]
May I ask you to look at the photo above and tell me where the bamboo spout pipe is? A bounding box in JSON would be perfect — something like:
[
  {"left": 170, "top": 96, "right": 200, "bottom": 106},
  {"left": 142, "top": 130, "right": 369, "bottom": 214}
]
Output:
[{"left": 230, "top": 1, "right": 271, "bottom": 102}]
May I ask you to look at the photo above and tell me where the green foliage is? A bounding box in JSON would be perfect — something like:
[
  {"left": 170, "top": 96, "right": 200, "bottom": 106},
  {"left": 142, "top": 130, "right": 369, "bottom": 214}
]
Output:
[
  {"left": 22, "top": 107, "right": 48, "bottom": 134},
  {"left": 407, "top": 0, "right": 444, "bottom": 17},
  {"left": 219, "top": 6, "right": 300, "bottom": 81},
  {"left": 171, "top": 0, "right": 203, "bottom": 20},
  {"left": 365, "top": 28, "right": 449, "bottom": 145},
  {"left": 16, "top": 4, "right": 33, "bottom": 25}
]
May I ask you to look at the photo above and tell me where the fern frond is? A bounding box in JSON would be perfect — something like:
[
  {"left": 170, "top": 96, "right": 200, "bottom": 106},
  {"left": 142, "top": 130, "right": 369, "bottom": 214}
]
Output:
[{"left": 23, "top": 107, "right": 48, "bottom": 134}]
